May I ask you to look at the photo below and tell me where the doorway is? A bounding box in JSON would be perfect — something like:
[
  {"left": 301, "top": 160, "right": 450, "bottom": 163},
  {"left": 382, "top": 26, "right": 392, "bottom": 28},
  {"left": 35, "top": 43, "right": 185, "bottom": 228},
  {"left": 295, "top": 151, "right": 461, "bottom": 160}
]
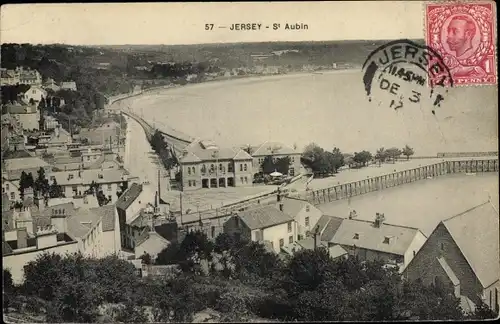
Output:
[
  {"left": 227, "top": 177, "right": 234, "bottom": 187},
  {"left": 219, "top": 178, "right": 226, "bottom": 188},
  {"left": 202, "top": 179, "right": 209, "bottom": 188}
]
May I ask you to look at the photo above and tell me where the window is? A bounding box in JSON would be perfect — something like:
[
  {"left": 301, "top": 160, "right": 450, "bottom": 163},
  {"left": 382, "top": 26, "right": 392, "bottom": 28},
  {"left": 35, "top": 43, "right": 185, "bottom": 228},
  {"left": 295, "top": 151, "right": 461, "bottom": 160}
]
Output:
[
  {"left": 228, "top": 164, "right": 233, "bottom": 172},
  {"left": 440, "top": 242, "right": 445, "bottom": 251},
  {"left": 2, "top": 187, "right": 4, "bottom": 193},
  {"left": 305, "top": 216, "right": 310, "bottom": 227},
  {"left": 5, "top": 184, "right": 9, "bottom": 190},
  {"left": 192, "top": 167, "right": 195, "bottom": 174},
  {"left": 69, "top": 174, "right": 74, "bottom": 180},
  {"left": 219, "top": 163, "right": 223, "bottom": 171},
  {"left": 305, "top": 205, "right": 310, "bottom": 212},
  {"left": 193, "top": 180, "right": 196, "bottom": 187},
  {"left": 10, "top": 192, "right": 15, "bottom": 200},
  {"left": 244, "top": 164, "right": 247, "bottom": 171},
  {"left": 108, "top": 195, "right": 112, "bottom": 201},
  {"left": 353, "top": 233, "right": 360, "bottom": 240},
  {"left": 279, "top": 239, "right": 284, "bottom": 247},
  {"left": 240, "top": 164, "right": 243, "bottom": 172},
  {"left": 87, "top": 156, "right": 91, "bottom": 161},
  {"left": 287, "top": 222, "right": 292, "bottom": 233},
  {"left": 383, "top": 237, "right": 390, "bottom": 244},
  {"left": 244, "top": 177, "right": 248, "bottom": 183},
  {"left": 188, "top": 180, "right": 192, "bottom": 187},
  {"left": 289, "top": 168, "right": 295, "bottom": 177},
  {"left": 107, "top": 184, "right": 112, "bottom": 191},
  {"left": 188, "top": 167, "right": 191, "bottom": 175},
  {"left": 240, "top": 177, "right": 244, "bottom": 183},
  {"left": 289, "top": 235, "right": 293, "bottom": 244},
  {"left": 210, "top": 164, "right": 215, "bottom": 171},
  {"left": 211, "top": 226, "right": 215, "bottom": 238},
  {"left": 72, "top": 185, "right": 78, "bottom": 192}
]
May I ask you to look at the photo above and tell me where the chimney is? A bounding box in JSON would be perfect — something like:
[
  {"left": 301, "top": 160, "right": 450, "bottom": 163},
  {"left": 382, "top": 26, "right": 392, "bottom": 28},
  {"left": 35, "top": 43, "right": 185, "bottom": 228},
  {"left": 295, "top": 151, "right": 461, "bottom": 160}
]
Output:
[
  {"left": 17, "top": 228, "right": 28, "bottom": 249},
  {"left": 279, "top": 203, "right": 284, "bottom": 212}
]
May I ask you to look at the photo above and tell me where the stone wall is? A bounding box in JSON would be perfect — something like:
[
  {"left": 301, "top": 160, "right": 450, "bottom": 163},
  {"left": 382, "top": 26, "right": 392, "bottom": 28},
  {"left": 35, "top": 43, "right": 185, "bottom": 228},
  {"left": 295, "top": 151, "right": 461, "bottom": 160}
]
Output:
[{"left": 306, "top": 159, "right": 499, "bottom": 205}]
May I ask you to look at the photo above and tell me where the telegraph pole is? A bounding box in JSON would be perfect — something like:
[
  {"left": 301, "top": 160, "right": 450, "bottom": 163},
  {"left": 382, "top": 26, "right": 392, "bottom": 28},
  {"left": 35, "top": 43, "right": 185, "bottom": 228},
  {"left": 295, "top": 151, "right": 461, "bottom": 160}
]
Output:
[{"left": 312, "top": 225, "right": 320, "bottom": 251}]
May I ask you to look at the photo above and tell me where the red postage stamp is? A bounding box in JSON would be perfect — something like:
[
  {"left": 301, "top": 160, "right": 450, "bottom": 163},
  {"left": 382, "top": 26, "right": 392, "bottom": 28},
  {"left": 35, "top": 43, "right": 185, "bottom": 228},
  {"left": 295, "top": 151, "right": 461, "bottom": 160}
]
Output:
[{"left": 425, "top": 1, "right": 497, "bottom": 86}]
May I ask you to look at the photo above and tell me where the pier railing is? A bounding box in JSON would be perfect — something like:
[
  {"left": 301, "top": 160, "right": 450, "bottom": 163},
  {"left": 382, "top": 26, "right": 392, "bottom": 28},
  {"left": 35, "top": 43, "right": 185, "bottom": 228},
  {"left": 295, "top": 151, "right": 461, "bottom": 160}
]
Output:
[{"left": 303, "top": 158, "right": 498, "bottom": 205}]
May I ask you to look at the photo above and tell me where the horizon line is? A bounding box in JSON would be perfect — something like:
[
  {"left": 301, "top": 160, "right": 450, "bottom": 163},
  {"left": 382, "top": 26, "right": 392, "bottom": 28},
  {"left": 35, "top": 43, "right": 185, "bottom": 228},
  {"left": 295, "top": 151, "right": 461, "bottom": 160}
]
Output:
[{"left": 1, "top": 38, "right": 425, "bottom": 47}]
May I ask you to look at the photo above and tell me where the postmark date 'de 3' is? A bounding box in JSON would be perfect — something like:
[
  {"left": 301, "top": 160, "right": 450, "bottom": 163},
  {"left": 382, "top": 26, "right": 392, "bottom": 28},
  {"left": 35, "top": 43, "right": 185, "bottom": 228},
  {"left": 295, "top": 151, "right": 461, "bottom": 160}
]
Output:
[{"left": 362, "top": 39, "right": 453, "bottom": 114}]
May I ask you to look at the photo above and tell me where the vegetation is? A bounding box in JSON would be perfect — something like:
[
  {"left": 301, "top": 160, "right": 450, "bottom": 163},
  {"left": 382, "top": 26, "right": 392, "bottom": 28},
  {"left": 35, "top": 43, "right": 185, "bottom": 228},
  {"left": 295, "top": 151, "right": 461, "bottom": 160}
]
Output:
[
  {"left": 402, "top": 145, "right": 415, "bottom": 160},
  {"left": 302, "top": 143, "right": 345, "bottom": 177},
  {"left": 260, "top": 155, "right": 291, "bottom": 175},
  {"left": 3, "top": 230, "right": 498, "bottom": 322},
  {"left": 150, "top": 130, "right": 177, "bottom": 170}
]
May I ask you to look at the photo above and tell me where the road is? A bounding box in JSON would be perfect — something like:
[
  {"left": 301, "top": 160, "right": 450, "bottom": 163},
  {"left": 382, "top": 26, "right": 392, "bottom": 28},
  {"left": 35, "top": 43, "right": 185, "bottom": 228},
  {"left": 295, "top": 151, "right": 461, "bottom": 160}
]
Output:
[{"left": 124, "top": 115, "right": 171, "bottom": 195}]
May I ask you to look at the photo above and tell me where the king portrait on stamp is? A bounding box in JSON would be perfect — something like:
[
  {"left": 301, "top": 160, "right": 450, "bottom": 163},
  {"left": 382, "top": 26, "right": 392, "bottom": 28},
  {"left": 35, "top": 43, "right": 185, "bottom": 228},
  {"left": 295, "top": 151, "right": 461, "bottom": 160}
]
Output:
[{"left": 425, "top": 1, "right": 497, "bottom": 85}]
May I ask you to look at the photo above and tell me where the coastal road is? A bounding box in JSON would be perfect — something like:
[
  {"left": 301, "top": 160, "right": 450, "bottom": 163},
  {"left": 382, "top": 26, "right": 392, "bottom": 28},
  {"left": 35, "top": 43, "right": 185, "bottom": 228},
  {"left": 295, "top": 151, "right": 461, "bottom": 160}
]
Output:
[{"left": 124, "top": 115, "right": 171, "bottom": 194}]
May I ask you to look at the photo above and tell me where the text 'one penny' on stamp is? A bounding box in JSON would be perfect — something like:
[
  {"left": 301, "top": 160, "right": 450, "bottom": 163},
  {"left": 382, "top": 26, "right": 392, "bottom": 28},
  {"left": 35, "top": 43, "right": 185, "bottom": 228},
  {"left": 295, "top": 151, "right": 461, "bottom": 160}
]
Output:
[{"left": 425, "top": 1, "right": 497, "bottom": 86}]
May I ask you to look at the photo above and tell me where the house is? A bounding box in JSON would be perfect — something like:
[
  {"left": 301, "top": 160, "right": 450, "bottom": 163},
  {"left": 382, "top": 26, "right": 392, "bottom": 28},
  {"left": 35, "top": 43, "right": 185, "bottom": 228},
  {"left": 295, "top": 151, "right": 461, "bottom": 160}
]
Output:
[
  {"left": 179, "top": 139, "right": 253, "bottom": 191},
  {"left": 134, "top": 230, "right": 171, "bottom": 261},
  {"left": 18, "top": 67, "right": 42, "bottom": 86},
  {"left": 43, "top": 78, "right": 60, "bottom": 92},
  {"left": 281, "top": 237, "right": 348, "bottom": 260},
  {"left": 223, "top": 205, "right": 297, "bottom": 254},
  {"left": 403, "top": 202, "right": 500, "bottom": 314},
  {"left": 77, "top": 121, "right": 121, "bottom": 147},
  {"left": 60, "top": 81, "right": 77, "bottom": 91},
  {"left": 4, "top": 103, "right": 40, "bottom": 130},
  {"left": 1, "top": 68, "right": 21, "bottom": 85},
  {"left": 47, "top": 168, "right": 136, "bottom": 203},
  {"left": 2, "top": 156, "right": 52, "bottom": 202},
  {"left": 44, "top": 115, "right": 60, "bottom": 130},
  {"left": 275, "top": 197, "right": 322, "bottom": 240},
  {"left": 251, "top": 141, "right": 302, "bottom": 177},
  {"left": 324, "top": 213, "right": 427, "bottom": 270},
  {"left": 18, "top": 86, "right": 47, "bottom": 105},
  {"left": 3, "top": 202, "right": 122, "bottom": 283}
]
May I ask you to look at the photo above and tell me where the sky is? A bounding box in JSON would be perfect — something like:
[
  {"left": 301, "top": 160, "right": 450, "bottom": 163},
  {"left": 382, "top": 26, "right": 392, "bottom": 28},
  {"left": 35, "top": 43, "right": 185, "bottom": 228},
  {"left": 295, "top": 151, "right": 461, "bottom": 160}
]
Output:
[{"left": 1, "top": 2, "right": 425, "bottom": 45}]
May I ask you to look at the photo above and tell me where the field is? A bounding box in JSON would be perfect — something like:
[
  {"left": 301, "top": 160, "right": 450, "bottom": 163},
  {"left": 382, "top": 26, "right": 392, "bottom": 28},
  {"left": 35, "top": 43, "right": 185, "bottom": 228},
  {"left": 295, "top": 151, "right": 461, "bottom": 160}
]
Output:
[
  {"left": 125, "top": 70, "right": 497, "bottom": 157},
  {"left": 317, "top": 173, "right": 499, "bottom": 236}
]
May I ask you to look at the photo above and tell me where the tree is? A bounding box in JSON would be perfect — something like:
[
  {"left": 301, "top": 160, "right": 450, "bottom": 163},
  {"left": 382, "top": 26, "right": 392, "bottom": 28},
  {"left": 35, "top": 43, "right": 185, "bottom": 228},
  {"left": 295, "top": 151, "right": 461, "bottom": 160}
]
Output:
[
  {"left": 402, "top": 145, "right": 415, "bottom": 160},
  {"left": 275, "top": 156, "right": 291, "bottom": 175},
  {"left": 96, "top": 189, "right": 109, "bottom": 206},
  {"left": 116, "top": 181, "right": 128, "bottom": 198},
  {"left": 115, "top": 302, "right": 149, "bottom": 323},
  {"left": 34, "top": 167, "right": 50, "bottom": 198},
  {"left": 260, "top": 155, "right": 276, "bottom": 175},
  {"left": 375, "top": 147, "right": 388, "bottom": 166},
  {"left": 466, "top": 301, "right": 498, "bottom": 319},
  {"left": 386, "top": 147, "right": 402, "bottom": 163},
  {"left": 353, "top": 150, "right": 372, "bottom": 167},
  {"left": 302, "top": 143, "right": 342, "bottom": 176},
  {"left": 140, "top": 252, "right": 152, "bottom": 265},
  {"left": 344, "top": 153, "right": 355, "bottom": 169},
  {"left": 49, "top": 178, "right": 64, "bottom": 198}
]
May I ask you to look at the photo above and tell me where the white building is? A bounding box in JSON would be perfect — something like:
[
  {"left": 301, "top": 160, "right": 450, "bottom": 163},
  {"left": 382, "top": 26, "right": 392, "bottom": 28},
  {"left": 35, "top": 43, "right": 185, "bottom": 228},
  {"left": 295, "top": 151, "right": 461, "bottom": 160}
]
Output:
[{"left": 223, "top": 205, "right": 298, "bottom": 254}]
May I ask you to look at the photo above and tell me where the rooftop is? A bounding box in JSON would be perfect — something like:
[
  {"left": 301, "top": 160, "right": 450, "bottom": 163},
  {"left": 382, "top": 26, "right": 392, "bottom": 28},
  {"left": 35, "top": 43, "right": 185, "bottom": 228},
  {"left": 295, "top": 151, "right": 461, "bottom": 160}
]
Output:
[
  {"left": 115, "top": 183, "right": 143, "bottom": 211},
  {"left": 251, "top": 141, "right": 299, "bottom": 156},
  {"left": 275, "top": 197, "right": 310, "bottom": 219},
  {"left": 330, "top": 218, "right": 425, "bottom": 256},
  {"left": 4, "top": 156, "right": 49, "bottom": 171},
  {"left": 237, "top": 205, "right": 294, "bottom": 230},
  {"left": 180, "top": 139, "right": 253, "bottom": 164},
  {"left": 50, "top": 168, "right": 130, "bottom": 186},
  {"left": 442, "top": 202, "right": 499, "bottom": 288}
]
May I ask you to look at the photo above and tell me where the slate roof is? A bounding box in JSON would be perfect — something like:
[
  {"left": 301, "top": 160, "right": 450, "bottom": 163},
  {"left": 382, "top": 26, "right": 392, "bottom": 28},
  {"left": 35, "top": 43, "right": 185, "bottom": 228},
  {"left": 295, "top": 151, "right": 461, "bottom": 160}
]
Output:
[
  {"left": 66, "top": 208, "right": 102, "bottom": 239},
  {"left": 320, "top": 216, "right": 344, "bottom": 241},
  {"left": 115, "top": 183, "right": 143, "bottom": 211},
  {"left": 328, "top": 245, "right": 349, "bottom": 259},
  {"left": 296, "top": 237, "right": 328, "bottom": 250},
  {"left": 90, "top": 205, "right": 117, "bottom": 232},
  {"left": 252, "top": 141, "right": 299, "bottom": 156},
  {"left": 50, "top": 168, "right": 129, "bottom": 186},
  {"left": 442, "top": 202, "right": 499, "bottom": 288},
  {"left": 330, "top": 218, "right": 424, "bottom": 256},
  {"left": 179, "top": 139, "right": 249, "bottom": 163},
  {"left": 237, "top": 205, "right": 293, "bottom": 230},
  {"left": 136, "top": 231, "right": 171, "bottom": 254},
  {"left": 275, "top": 198, "right": 308, "bottom": 219},
  {"left": 4, "top": 104, "right": 37, "bottom": 114},
  {"left": 4, "top": 157, "right": 49, "bottom": 171}
]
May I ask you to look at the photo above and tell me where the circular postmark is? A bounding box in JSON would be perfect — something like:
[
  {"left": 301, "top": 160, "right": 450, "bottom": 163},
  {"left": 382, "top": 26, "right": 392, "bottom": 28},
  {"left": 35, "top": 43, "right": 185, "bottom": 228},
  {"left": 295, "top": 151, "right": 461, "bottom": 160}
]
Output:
[{"left": 362, "top": 39, "right": 453, "bottom": 115}]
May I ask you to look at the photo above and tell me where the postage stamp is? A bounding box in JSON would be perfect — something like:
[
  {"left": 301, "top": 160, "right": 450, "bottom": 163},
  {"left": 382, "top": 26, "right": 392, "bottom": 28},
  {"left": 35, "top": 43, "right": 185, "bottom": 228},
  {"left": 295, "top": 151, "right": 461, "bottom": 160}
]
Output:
[
  {"left": 425, "top": 1, "right": 497, "bottom": 86},
  {"left": 362, "top": 39, "right": 453, "bottom": 115}
]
